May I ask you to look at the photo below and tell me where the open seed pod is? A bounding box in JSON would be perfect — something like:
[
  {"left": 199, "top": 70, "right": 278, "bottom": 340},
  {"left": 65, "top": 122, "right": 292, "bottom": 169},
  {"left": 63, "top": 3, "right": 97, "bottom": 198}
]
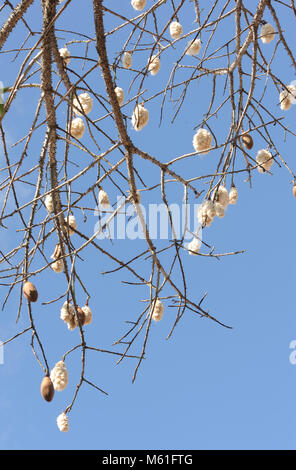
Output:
[
  {"left": 74, "top": 306, "right": 86, "bottom": 326},
  {"left": 293, "top": 183, "right": 296, "bottom": 198},
  {"left": 241, "top": 132, "right": 253, "bottom": 150},
  {"left": 40, "top": 375, "right": 55, "bottom": 402},
  {"left": 23, "top": 281, "right": 38, "bottom": 302}
]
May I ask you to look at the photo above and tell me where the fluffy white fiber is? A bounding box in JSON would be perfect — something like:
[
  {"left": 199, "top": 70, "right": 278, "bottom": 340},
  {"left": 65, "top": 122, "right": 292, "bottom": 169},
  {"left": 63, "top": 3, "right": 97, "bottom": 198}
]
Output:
[
  {"left": 50, "top": 361, "right": 68, "bottom": 392},
  {"left": 186, "top": 38, "right": 201, "bottom": 56},
  {"left": 132, "top": 104, "right": 149, "bottom": 131},
  {"left": 64, "top": 214, "right": 77, "bottom": 236},
  {"left": 169, "top": 21, "right": 183, "bottom": 39},
  {"left": 122, "top": 52, "right": 132, "bottom": 69},
  {"left": 279, "top": 86, "right": 296, "bottom": 111},
  {"left": 45, "top": 194, "right": 53, "bottom": 213},
  {"left": 193, "top": 128, "right": 212, "bottom": 154},
  {"left": 260, "top": 23, "right": 275, "bottom": 44},
  {"left": 73, "top": 92, "right": 93, "bottom": 116},
  {"left": 151, "top": 300, "right": 164, "bottom": 322},
  {"left": 147, "top": 55, "right": 160, "bottom": 76},
  {"left": 215, "top": 186, "right": 229, "bottom": 208},
  {"left": 256, "top": 149, "right": 273, "bottom": 173},
  {"left": 98, "top": 189, "right": 110, "bottom": 209},
  {"left": 57, "top": 412, "right": 69, "bottom": 432},
  {"left": 68, "top": 118, "right": 85, "bottom": 139},
  {"left": 51, "top": 259, "right": 63, "bottom": 273},
  {"left": 114, "top": 87, "right": 124, "bottom": 107},
  {"left": 229, "top": 185, "right": 238, "bottom": 205},
  {"left": 81, "top": 305, "right": 92, "bottom": 325},
  {"left": 131, "top": 0, "right": 146, "bottom": 11},
  {"left": 214, "top": 202, "right": 225, "bottom": 218},
  {"left": 188, "top": 237, "right": 201, "bottom": 255},
  {"left": 60, "top": 301, "right": 76, "bottom": 330},
  {"left": 197, "top": 200, "right": 215, "bottom": 227},
  {"left": 59, "top": 46, "right": 70, "bottom": 65}
]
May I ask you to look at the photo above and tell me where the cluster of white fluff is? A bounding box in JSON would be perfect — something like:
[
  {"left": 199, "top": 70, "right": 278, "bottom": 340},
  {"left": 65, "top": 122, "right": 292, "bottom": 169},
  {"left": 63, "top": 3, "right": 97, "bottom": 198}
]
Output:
[
  {"left": 122, "top": 52, "right": 132, "bottom": 69},
  {"left": 256, "top": 149, "right": 273, "bottom": 173},
  {"left": 73, "top": 92, "right": 93, "bottom": 116},
  {"left": 193, "top": 128, "right": 212, "bottom": 154},
  {"left": 169, "top": 21, "right": 183, "bottom": 39},
  {"left": 151, "top": 299, "right": 164, "bottom": 322},
  {"left": 260, "top": 23, "right": 275, "bottom": 44},
  {"left": 59, "top": 46, "right": 70, "bottom": 65},
  {"left": 81, "top": 305, "right": 92, "bottom": 325},
  {"left": 147, "top": 55, "right": 160, "bottom": 76},
  {"left": 197, "top": 185, "right": 238, "bottom": 228},
  {"left": 188, "top": 236, "right": 201, "bottom": 255},
  {"left": 132, "top": 104, "right": 149, "bottom": 131},
  {"left": 114, "top": 87, "right": 124, "bottom": 107},
  {"left": 131, "top": 0, "right": 146, "bottom": 11},
  {"left": 68, "top": 117, "right": 85, "bottom": 139},
  {"left": 186, "top": 38, "right": 201, "bottom": 56},
  {"left": 57, "top": 412, "right": 69, "bottom": 432},
  {"left": 45, "top": 194, "right": 53, "bottom": 213},
  {"left": 197, "top": 200, "right": 216, "bottom": 227},
  {"left": 279, "top": 85, "right": 296, "bottom": 111},
  {"left": 229, "top": 185, "right": 238, "bottom": 205},
  {"left": 215, "top": 186, "right": 229, "bottom": 208},
  {"left": 64, "top": 214, "right": 77, "bottom": 236},
  {"left": 50, "top": 361, "right": 68, "bottom": 392},
  {"left": 50, "top": 244, "right": 63, "bottom": 274},
  {"left": 60, "top": 301, "right": 76, "bottom": 330},
  {"left": 98, "top": 189, "right": 110, "bottom": 209}
]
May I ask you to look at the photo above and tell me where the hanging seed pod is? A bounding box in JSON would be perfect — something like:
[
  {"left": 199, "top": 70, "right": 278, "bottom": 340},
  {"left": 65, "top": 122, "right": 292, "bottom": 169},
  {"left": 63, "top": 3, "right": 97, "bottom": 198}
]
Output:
[
  {"left": 260, "top": 23, "right": 275, "bottom": 44},
  {"left": 131, "top": 0, "right": 146, "bottom": 11},
  {"left": 151, "top": 300, "right": 164, "bottom": 322},
  {"left": 82, "top": 305, "right": 92, "bottom": 325},
  {"left": 229, "top": 185, "right": 238, "bottom": 205},
  {"left": 186, "top": 38, "right": 201, "bottom": 56},
  {"left": 60, "top": 301, "right": 76, "bottom": 330},
  {"left": 73, "top": 92, "right": 93, "bottom": 116},
  {"left": 122, "top": 52, "right": 132, "bottom": 69},
  {"left": 192, "top": 128, "right": 212, "bottom": 154},
  {"left": 197, "top": 201, "right": 215, "bottom": 227},
  {"left": 169, "top": 21, "right": 183, "bottom": 39},
  {"left": 59, "top": 46, "right": 70, "bottom": 65},
  {"left": 279, "top": 86, "right": 296, "bottom": 111},
  {"left": 57, "top": 412, "right": 69, "bottom": 432},
  {"left": 40, "top": 376, "right": 55, "bottom": 402},
  {"left": 64, "top": 214, "right": 77, "bottom": 236},
  {"left": 256, "top": 149, "right": 273, "bottom": 173},
  {"left": 131, "top": 103, "right": 149, "bottom": 131},
  {"left": 50, "top": 361, "right": 69, "bottom": 392},
  {"left": 45, "top": 194, "right": 53, "bottom": 213},
  {"left": 114, "top": 87, "right": 124, "bottom": 107},
  {"left": 215, "top": 186, "right": 229, "bottom": 208},
  {"left": 214, "top": 202, "right": 225, "bottom": 218},
  {"left": 23, "top": 281, "right": 38, "bottom": 302},
  {"left": 188, "top": 237, "right": 201, "bottom": 255},
  {"left": 74, "top": 306, "right": 86, "bottom": 327},
  {"left": 51, "top": 259, "right": 63, "bottom": 273},
  {"left": 98, "top": 189, "right": 110, "bottom": 209},
  {"left": 68, "top": 117, "right": 85, "bottom": 139},
  {"left": 52, "top": 243, "right": 62, "bottom": 260},
  {"left": 241, "top": 132, "right": 253, "bottom": 150},
  {"left": 293, "top": 183, "right": 296, "bottom": 198},
  {"left": 147, "top": 55, "right": 160, "bottom": 76}
]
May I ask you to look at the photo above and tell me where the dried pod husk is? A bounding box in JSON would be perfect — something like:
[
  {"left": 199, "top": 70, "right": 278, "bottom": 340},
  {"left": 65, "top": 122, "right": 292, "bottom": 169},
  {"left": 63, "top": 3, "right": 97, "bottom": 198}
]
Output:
[
  {"left": 50, "top": 361, "right": 69, "bottom": 392},
  {"left": 241, "top": 133, "right": 253, "bottom": 150},
  {"left": 52, "top": 243, "right": 62, "bottom": 260},
  {"left": 131, "top": 104, "right": 149, "bottom": 131},
  {"left": 151, "top": 300, "right": 164, "bottom": 322},
  {"left": 59, "top": 46, "right": 70, "bottom": 65},
  {"left": 51, "top": 259, "right": 64, "bottom": 273},
  {"left": 23, "top": 281, "right": 38, "bottom": 302},
  {"left": 40, "top": 376, "right": 55, "bottom": 402},
  {"left": 293, "top": 183, "right": 296, "bottom": 198},
  {"left": 82, "top": 305, "right": 92, "bottom": 325},
  {"left": 169, "top": 21, "right": 183, "bottom": 40},
  {"left": 229, "top": 185, "right": 238, "bottom": 205},
  {"left": 64, "top": 214, "right": 77, "bottom": 236},
  {"left": 74, "top": 306, "right": 86, "bottom": 326},
  {"left": 57, "top": 412, "right": 69, "bottom": 432}
]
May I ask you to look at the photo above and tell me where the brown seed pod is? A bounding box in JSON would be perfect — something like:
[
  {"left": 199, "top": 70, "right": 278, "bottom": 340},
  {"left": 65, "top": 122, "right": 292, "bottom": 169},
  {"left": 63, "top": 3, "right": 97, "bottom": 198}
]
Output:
[
  {"left": 53, "top": 243, "right": 62, "bottom": 260},
  {"left": 75, "top": 306, "right": 86, "bottom": 326},
  {"left": 23, "top": 281, "right": 38, "bottom": 302},
  {"left": 40, "top": 376, "right": 55, "bottom": 402},
  {"left": 293, "top": 183, "right": 296, "bottom": 198},
  {"left": 241, "top": 133, "right": 253, "bottom": 150}
]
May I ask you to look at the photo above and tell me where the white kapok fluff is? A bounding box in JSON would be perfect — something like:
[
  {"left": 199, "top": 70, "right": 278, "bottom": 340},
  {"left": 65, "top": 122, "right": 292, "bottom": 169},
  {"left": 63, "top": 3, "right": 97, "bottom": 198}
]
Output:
[
  {"left": 45, "top": 194, "right": 53, "bottom": 213},
  {"left": 122, "top": 52, "right": 132, "bottom": 69},
  {"left": 147, "top": 55, "right": 160, "bottom": 76},
  {"left": 114, "top": 87, "right": 124, "bottom": 107},
  {"left": 68, "top": 118, "right": 85, "bottom": 139},
  {"left": 82, "top": 305, "right": 92, "bottom": 325},
  {"left": 229, "top": 185, "right": 238, "bottom": 205},
  {"left": 50, "top": 361, "right": 69, "bottom": 392},
  {"left": 73, "top": 92, "right": 93, "bottom": 116},
  {"left": 131, "top": 0, "right": 146, "bottom": 11},
  {"left": 279, "top": 86, "right": 296, "bottom": 111},
  {"left": 57, "top": 412, "right": 69, "bottom": 432},
  {"left": 51, "top": 259, "right": 64, "bottom": 273},
  {"left": 193, "top": 128, "right": 212, "bottom": 154},
  {"left": 169, "top": 21, "right": 183, "bottom": 40},
  {"left": 256, "top": 149, "right": 273, "bottom": 173},
  {"left": 132, "top": 104, "right": 149, "bottom": 131},
  {"left": 186, "top": 38, "right": 201, "bottom": 56},
  {"left": 98, "top": 189, "right": 110, "bottom": 209},
  {"left": 59, "top": 46, "right": 70, "bottom": 65},
  {"left": 215, "top": 186, "right": 229, "bottom": 208},
  {"left": 151, "top": 300, "right": 164, "bottom": 322},
  {"left": 60, "top": 301, "right": 76, "bottom": 330},
  {"left": 64, "top": 214, "right": 77, "bottom": 236},
  {"left": 214, "top": 202, "right": 225, "bottom": 218},
  {"left": 188, "top": 237, "right": 201, "bottom": 255},
  {"left": 197, "top": 200, "right": 215, "bottom": 227},
  {"left": 260, "top": 23, "right": 275, "bottom": 44}
]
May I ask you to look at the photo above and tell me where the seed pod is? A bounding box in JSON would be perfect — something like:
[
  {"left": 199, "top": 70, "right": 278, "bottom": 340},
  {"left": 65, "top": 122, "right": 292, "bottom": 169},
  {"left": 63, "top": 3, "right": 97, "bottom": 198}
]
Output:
[
  {"left": 51, "top": 259, "right": 64, "bottom": 273},
  {"left": 147, "top": 55, "right": 160, "bottom": 76},
  {"left": 73, "top": 92, "right": 93, "bottom": 116},
  {"left": 131, "top": 103, "right": 149, "bottom": 131},
  {"left": 186, "top": 38, "right": 201, "bottom": 56},
  {"left": 293, "top": 183, "right": 296, "bottom": 198},
  {"left": 23, "top": 281, "right": 38, "bottom": 302},
  {"left": 241, "top": 132, "right": 253, "bottom": 150},
  {"left": 279, "top": 86, "right": 296, "bottom": 111},
  {"left": 197, "top": 200, "right": 215, "bottom": 227},
  {"left": 256, "top": 149, "right": 273, "bottom": 173},
  {"left": 131, "top": 0, "right": 146, "bottom": 11},
  {"left": 40, "top": 376, "right": 55, "bottom": 402},
  {"left": 169, "top": 21, "right": 183, "bottom": 40},
  {"left": 188, "top": 237, "right": 201, "bottom": 255},
  {"left": 57, "top": 412, "right": 69, "bottom": 432},
  {"left": 193, "top": 128, "right": 212, "bottom": 154},
  {"left": 114, "top": 87, "right": 124, "bottom": 107},
  {"left": 50, "top": 361, "right": 69, "bottom": 392},
  {"left": 260, "top": 23, "right": 275, "bottom": 44},
  {"left": 59, "top": 46, "right": 70, "bottom": 65},
  {"left": 98, "top": 189, "right": 110, "bottom": 209},
  {"left": 151, "top": 300, "right": 164, "bottom": 322},
  {"left": 60, "top": 301, "right": 76, "bottom": 330},
  {"left": 52, "top": 243, "right": 62, "bottom": 260},
  {"left": 122, "top": 52, "right": 132, "bottom": 69},
  {"left": 74, "top": 306, "right": 86, "bottom": 326},
  {"left": 45, "top": 194, "right": 53, "bottom": 213},
  {"left": 68, "top": 117, "right": 85, "bottom": 139},
  {"left": 229, "top": 185, "right": 238, "bottom": 205},
  {"left": 64, "top": 214, "right": 77, "bottom": 236},
  {"left": 82, "top": 305, "right": 92, "bottom": 325}
]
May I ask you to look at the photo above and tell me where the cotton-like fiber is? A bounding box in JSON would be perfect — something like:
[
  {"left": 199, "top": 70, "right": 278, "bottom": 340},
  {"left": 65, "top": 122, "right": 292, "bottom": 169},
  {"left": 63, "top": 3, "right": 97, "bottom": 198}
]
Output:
[
  {"left": 68, "top": 118, "right": 85, "bottom": 139},
  {"left": 279, "top": 86, "right": 296, "bottom": 111},
  {"left": 82, "top": 305, "right": 92, "bottom": 325},
  {"left": 151, "top": 299, "right": 164, "bottom": 322},
  {"left": 50, "top": 361, "right": 69, "bottom": 392},
  {"left": 131, "top": 0, "right": 146, "bottom": 11},
  {"left": 60, "top": 301, "right": 76, "bottom": 330},
  {"left": 51, "top": 259, "right": 63, "bottom": 273},
  {"left": 188, "top": 237, "right": 201, "bottom": 255},
  {"left": 59, "top": 46, "right": 70, "bottom": 65},
  {"left": 98, "top": 189, "right": 110, "bottom": 209},
  {"left": 215, "top": 186, "right": 229, "bottom": 208},
  {"left": 193, "top": 128, "right": 212, "bottom": 155},
  {"left": 114, "top": 87, "right": 124, "bottom": 107},
  {"left": 197, "top": 200, "right": 215, "bottom": 227},
  {"left": 260, "top": 23, "right": 275, "bottom": 43},
  {"left": 64, "top": 214, "right": 77, "bottom": 236},
  {"left": 132, "top": 104, "right": 149, "bottom": 131},
  {"left": 256, "top": 149, "right": 273, "bottom": 173},
  {"left": 122, "top": 52, "right": 132, "bottom": 69},
  {"left": 57, "top": 412, "right": 69, "bottom": 432},
  {"left": 229, "top": 185, "right": 238, "bottom": 205},
  {"left": 169, "top": 21, "right": 183, "bottom": 39},
  {"left": 186, "top": 39, "right": 201, "bottom": 56},
  {"left": 73, "top": 92, "right": 93, "bottom": 116},
  {"left": 147, "top": 55, "right": 160, "bottom": 76},
  {"left": 214, "top": 202, "right": 225, "bottom": 218},
  {"left": 45, "top": 194, "right": 53, "bottom": 213}
]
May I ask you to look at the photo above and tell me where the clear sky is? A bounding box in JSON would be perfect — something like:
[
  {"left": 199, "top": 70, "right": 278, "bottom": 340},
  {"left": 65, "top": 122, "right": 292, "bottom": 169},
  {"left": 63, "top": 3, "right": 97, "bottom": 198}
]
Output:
[{"left": 0, "top": 0, "right": 295, "bottom": 450}]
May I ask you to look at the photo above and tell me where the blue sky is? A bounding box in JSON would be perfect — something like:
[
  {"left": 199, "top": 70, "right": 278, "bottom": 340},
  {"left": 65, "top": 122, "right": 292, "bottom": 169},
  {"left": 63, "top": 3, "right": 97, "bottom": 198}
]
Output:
[{"left": 0, "top": 0, "right": 295, "bottom": 450}]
